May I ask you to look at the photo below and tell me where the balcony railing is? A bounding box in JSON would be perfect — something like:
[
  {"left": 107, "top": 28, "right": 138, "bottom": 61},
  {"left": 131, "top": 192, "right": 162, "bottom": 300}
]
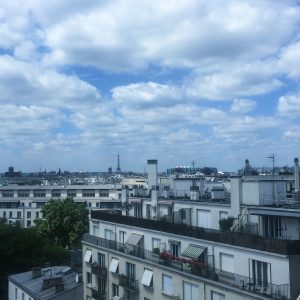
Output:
[
  {"left": 90, "top": 211, "right": 300, "bottom": 255},
  {"left": 91, "top": 288, "right": 106, "bottom": 300},
  {"left": 91, "top": 263, "right": 107, "bottom": 278},
  {"left": 83, "top": 233, "right": 290, "bottom": 300},
  {"left": 118, "top": 274, "right": 139, "bottom": 292}
]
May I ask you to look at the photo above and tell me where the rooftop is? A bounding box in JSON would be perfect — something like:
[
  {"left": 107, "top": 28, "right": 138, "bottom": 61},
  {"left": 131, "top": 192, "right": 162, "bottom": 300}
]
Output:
[{"left": 9, "top": 266, "right": 82, "bottom": 300}]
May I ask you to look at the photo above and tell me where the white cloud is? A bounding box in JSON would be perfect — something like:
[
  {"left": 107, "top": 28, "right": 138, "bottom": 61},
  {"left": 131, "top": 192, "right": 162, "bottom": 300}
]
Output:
[
  {"left": 230, "top": 98, "right": 257, "bottom": 113},
  {"left": 278, "top": 93, "right": 300, "bottom": 116}
]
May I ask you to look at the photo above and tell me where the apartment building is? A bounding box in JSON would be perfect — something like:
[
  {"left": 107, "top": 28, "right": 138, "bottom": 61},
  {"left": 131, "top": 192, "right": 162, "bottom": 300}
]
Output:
[
  {"left": 82, "top": 211, "right": 300, "bottom": 300},
  {"left": 0, "top": 184, "right": 121, "bottom": 228}
]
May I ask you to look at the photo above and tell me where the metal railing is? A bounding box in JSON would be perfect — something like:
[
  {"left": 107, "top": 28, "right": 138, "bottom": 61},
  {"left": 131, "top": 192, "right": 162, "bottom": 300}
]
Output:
[
  {"left": 90, "top": 211, "right": 300, "bottom": 255},
  {"left": 118, "top": 274, "right": 139, "bottom": 292},
  {"left": 83, "top": 233, "right": 290, "bottom": 299},
  {"left": 91, "top": 263, "right": 107, "bottom": 278}
]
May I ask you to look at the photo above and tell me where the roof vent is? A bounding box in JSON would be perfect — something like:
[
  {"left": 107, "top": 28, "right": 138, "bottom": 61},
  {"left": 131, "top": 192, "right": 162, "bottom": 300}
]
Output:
[{"left": 31, "top": 267, "right": 41, "bottom": 279}]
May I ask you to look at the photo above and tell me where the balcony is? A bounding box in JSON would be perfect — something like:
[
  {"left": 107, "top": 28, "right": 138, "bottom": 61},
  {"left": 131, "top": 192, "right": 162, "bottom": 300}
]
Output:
[
  {"left": 83, "top": 233, "right": 290, "bottom": 300},
  {"left": 91, "top": 263, "right": 107, "bottom": 278},
  {"left": 118, "top": 274, "right": 139, "bottom": 292},
  {"left": 91, "top": 288, "right": 106, "bottom": 300}
]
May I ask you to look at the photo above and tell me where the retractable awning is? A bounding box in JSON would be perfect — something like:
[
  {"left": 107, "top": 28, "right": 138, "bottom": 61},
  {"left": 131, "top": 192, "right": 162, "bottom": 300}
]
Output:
[
  {"left": 84, "top": 249, "right": 92, "bottom": 263},
  {"left": 126, "top": 233, "right": 143, "bottom": 246},
  {"left": 182, "top": 244, "right": 206, "bottom": 259},
  {"left": 109, "top": 258, "right": 119, "bottom": 273},
  {"left": 141, "top": 269, "right": 153, "bottom": 287}
]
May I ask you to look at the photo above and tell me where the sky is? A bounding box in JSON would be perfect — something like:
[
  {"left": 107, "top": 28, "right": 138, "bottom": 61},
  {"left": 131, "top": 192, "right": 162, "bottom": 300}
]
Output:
[{"left": 1, "top": 0, "right": 300, "bottom": 172}]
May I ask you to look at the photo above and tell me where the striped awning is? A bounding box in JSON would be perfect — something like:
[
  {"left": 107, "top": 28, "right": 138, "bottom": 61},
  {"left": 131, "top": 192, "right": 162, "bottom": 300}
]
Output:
[
  {"left": 126, "top": 233, "right": 143, "bottom": 246},
  {"left": 181, "top": 244, "right": 206, "bottom": 259}
]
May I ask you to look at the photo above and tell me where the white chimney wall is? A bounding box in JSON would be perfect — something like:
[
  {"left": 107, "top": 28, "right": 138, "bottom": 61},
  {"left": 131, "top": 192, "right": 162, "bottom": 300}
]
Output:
[
  {"left": 294, "top": 158, "right": 300, "bottom": 191},
  {"left": 147, "top": 159, "right": 158, "bottom": 190}
]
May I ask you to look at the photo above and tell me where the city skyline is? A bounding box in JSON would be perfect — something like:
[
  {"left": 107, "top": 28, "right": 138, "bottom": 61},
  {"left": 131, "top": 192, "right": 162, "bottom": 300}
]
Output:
[{"left": 1, "top": 1, "right": 300, "bottom": 171}]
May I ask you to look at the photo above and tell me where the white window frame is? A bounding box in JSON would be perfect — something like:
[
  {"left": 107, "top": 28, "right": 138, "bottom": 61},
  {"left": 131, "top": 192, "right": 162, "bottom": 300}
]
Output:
[
  {"left": 220, "top": 253, "right": 234, "bottom": 274},
  {"left": 162, "top": 274, "right": 172, "bottom": 295}
]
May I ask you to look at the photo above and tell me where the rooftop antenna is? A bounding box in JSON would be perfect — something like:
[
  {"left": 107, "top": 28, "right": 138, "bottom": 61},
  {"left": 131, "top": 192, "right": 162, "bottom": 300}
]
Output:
[
  {"left": 267, "top": 154, "right": 275, "bottom": 205},
  {"left": 116, "top": 154, "right": 121, "bottom": 173},
  {"left": 191, "top": 160, "right": 196, "bottom": 174}
]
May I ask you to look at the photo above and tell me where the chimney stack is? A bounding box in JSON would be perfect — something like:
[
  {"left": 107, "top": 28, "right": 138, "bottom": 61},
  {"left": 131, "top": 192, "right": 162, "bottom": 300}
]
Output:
[
  {"left": 147, "top": 160, "right": 158, "bottom": 190},
  {"left": 294, "top": 158, "right": 299, "bottom": 191}
]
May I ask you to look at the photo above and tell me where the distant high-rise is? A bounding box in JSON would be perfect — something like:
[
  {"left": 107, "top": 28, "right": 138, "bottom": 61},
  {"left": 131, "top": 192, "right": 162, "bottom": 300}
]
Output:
[{"left": 116, "top": 154, "right": 121, "bottom": 173}]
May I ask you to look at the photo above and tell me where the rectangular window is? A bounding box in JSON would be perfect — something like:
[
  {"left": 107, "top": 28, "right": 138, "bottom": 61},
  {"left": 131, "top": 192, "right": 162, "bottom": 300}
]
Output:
[
  {"left": 126, "top": 262, "right": 135, "bottom": 279},
  {"left": 27, "top": 211, "right": 31, "bottom": 219},
  {"left": 27, "top": 220, "right": 31, "bottom": 227},
  {"left": 33, "top": 191, "right": 46, "bottom": 197},
  {"left": 2, "top": 191, "right": 14, "bottom": 197},
  {"left": 82, "top": 190, "right": 95, "bottom": 197},
  {"left": 119, "top": 231, "right": 126, "bottom": 244},
  {"left": 211, "top": 291, "right": 225, "bottom": 300},
  {"left": 9, "top": 211, "right": 12, "bottom": 218},
  {"left": 67, "top": 190, "right": 77, "bottom": 197},
  {"left": 22, "top": 292, "right": 25, "bottom": 300},
  {"left": 162, "top": 274, "right": 172, "bottom": 295},
  {"left": 197, "top": 209, "right": 211, "bottom": 228},
  {"left": 169, "top": 240, "right": 180, "bottom": 257},
  {"left": 152, "top": 238, "right": 161, "bottom": 250},
  {"left": 98, "top": 253, "right": 106, "bottom": 267},
  {"left": 36, "top": 211, "right": 39, "bottom": 219},
  {"left": 219, "top": 211, "right": 229, "bottom": 220},
  {"left": 99, "top": 189, "right": 109, "bottom": 197},
  {"left": 93, "top": 222, "right": 100, "bottom": 236},
  {"left": 183, "top": 282, "right": 199, "bottom": 300},
  {"left": 112, "top": 283, "right": 119, "bottom": 297},
  {"left": 3, "top": 211, "right": 6, "bottom": 218},
  {"left": 86, "top": 272, "right": 92, "bottom": 285},
  {"left": 17, "top": 211, "right": 21, "bottom": 218},
  {"left": 220, "top": 253, "right": 234, "bottom": 274},
  {"left": 51, "top": 190, "right": 61, "bottom": 197},
  {"left": 15, "top": 287, "right": 17, "bottom": 300},
  {"left": 250, "top": 259, "right": 270, "bottom": 289},
  {"left": 105, "top": 229, "right": 114, "bottom": 240},
  {"left": 18, "top": 191, "right": 29, "bottom": 197}
]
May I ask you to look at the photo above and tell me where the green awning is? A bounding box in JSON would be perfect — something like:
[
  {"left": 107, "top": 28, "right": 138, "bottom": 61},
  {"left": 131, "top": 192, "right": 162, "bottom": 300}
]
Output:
[{"left": 181, "top": 244, "right": 206, "bottom": 259}]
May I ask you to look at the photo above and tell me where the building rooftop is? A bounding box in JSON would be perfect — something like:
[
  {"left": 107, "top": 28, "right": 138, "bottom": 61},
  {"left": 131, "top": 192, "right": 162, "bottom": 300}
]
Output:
[{"left": 9, "top": 266, "right": 82, "bottom": 300}]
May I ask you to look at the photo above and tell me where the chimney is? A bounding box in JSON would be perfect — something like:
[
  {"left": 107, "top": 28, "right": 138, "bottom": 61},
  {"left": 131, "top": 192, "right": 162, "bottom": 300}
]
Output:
[
  {"left": 147, "top": 160, "right": 158, "bottom": 191},
  {"left": 31, "top": 267, "right": 41, "bottom": 279},
  {"left": 294, "top": 158, "right": 299, "bottom": 191}
]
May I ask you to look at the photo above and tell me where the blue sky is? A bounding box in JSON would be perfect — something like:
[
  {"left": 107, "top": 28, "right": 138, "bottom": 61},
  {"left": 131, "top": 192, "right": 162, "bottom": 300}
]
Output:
[{"left": 1, "top": 0, "right": 300, "bottom": 172}]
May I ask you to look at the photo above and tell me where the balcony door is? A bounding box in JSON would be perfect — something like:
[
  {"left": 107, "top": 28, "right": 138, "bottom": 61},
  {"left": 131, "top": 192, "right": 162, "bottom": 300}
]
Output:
[{"left": 126, "top": 262, "right": 136, "bottom": 280}]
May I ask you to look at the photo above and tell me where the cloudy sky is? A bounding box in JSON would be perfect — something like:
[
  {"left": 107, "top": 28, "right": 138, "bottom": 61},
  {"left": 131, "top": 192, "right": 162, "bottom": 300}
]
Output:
[{"left": 1, "top": 0, "right": 300, "bottom": 172}]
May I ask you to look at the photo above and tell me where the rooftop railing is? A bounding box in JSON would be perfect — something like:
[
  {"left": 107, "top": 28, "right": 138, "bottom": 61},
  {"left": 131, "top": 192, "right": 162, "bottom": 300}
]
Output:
[
  {"left": 90, "top": 211, "right": 300, "bottom": 255},
  {"left": 83, "top": 233, "right": 290, "bottom": 299}
]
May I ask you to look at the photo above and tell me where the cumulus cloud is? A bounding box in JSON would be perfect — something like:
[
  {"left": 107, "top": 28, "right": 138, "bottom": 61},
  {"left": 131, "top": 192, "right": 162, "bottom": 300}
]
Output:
[
  {"left": 277, "top": 93, "right": 300, "bottom": 116},
  {"left": 230, "top": 99, "right": 257, "bottom": 113}
]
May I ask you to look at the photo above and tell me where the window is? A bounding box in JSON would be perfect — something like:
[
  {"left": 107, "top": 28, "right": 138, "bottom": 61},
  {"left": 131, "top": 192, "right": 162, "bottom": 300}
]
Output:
[
  {"left": 27, "top": 211, "right": 31, "bottom": 219},
  {"left": 250, "top": 259, "right": 270, "bottom": 288},
  {"left": 22, "top": 292, "right": 25, "bottom": 300},
  {"left": 183, "top": 282, "right": 199, "bottom": 300},
  {"left": 159, "top": 242, "right": 166, "bottom": 251},
  {"left": 152, "top": 238, "right": 161, "bottom": 250},
  {"left": 33, "top": 191, "right": 46, "bottom": 197},
  {"left": 109, "top": 258, "right": 119, "bottom": 273},
  {"left": 99, "top": 189, "right": 109, "bottom": 197},
  {"left": 144, "top": 298, "right": 151, "bottom": 300},
  {"left": 27, "top": 220, "right": 31, "bottom": 227},
  {"left": 36, "top": 211, "right": 39, "bottom": 219},
  {"left": 86, "top": 272, "right": 92, "bottom": 285},
  {"left": 9, "top": 211, "right": 12, "bottom": 218},
  {"left": 83, "top": 190, "right": 95, "bottom": 197},
  {"left": 119, "top": 231, "right": 126, "bottom": 244},
  {"left": 126, "top": 262, "right": 135, "bottom": 279},
  {"left": 219, "top": 211, "right": 229, "bottom": 220},
  {"left": 67, "top": 190, "right": 77, "bottom": 198},
  {"left": 105, "top": 229, "right": 114, "bottom": 240},
  {"left": 2, "top": 191, "right": 13, "bottom": 197},
  {"left": 169, "top": 240, "right": 180, "bottom": 257},
  {"left": 84, "top": 249, "right": 92, "bottom": 263},
  {"left": 112, "top": 283, "right": 119, "bottom": 297},
  {"left": 17, "top": 211, "right": 21, "bottom": 218},
  {"left": 98, "top": 278, "right": 106, "bottom": 293},
  {"left": 18, "top": 191, "right": 29, "bottom": 197},
  {"left": 98, "top": 252, "right": 105, "bottom": 267},
  {"left": 211, "top": 291, "right": 225, "bottom": 300},
  {"left": 3, "top": 211, "right": 6, "bottom": 218},
  {"left": 93, "top": 222, "right": 100, "bottom": 236},
  {"left": 162, "top": 274, "right": 172, "bottom": 295},
  {"left": 220, "top": 253, "right": 234, "bottom": 274},
  {"left": 51, "top": 190, "right": 61, "bottom": 197},
  {"left": 197, "top": 209, "right": 211, "bottom": 228},
  {"left": 141, "top": 269, "right": 153, "bottom": 287},
  {"left": 263, "top": 216, "right": 282, "bottom": 238}
]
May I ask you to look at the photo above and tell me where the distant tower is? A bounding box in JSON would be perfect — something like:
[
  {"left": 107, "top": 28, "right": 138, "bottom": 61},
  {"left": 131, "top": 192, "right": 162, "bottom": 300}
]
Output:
[{"left": 116, "top": 154, "right": 121, "bottom": 173}]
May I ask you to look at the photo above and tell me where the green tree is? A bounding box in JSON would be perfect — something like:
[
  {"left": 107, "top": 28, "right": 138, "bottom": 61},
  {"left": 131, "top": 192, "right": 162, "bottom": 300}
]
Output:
[
  {"left": 35, "top": 198, "right": 88, "bottom": 249},
  {"left": 0, "top": 222, "right": 67, "bottom": 298}
]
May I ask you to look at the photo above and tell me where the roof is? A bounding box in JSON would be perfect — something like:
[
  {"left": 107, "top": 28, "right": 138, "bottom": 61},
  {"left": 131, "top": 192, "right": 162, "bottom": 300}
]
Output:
[
  {"left": 182, "top": 244, "right": 206, "bottom": 259},
  {"left": 8, "top": 266, "right": 82, "bottom": 300},
  {"left": 0, "top": 184, "right": 121, "bottom": 190}
]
